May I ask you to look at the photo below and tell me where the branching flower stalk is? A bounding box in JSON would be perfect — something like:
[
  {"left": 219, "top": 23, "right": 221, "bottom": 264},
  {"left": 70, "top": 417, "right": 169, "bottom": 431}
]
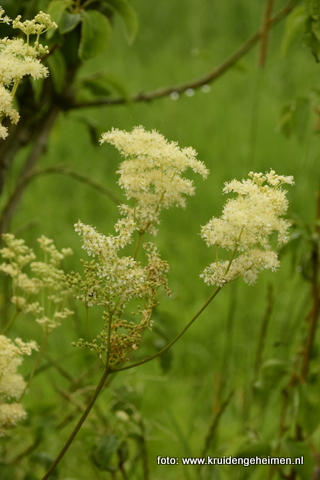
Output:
[{"left": 39, "top": 128, "right": 294, "bottom": 479}]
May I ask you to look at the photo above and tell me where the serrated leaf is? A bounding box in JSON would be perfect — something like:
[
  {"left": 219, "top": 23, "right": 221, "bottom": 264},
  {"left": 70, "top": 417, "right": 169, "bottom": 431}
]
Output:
[
  {"left": 47, "top": 0, "right": 72, "bottom": 39},
  {"left": 90, "top": 435, "right": 122, "bottom": 471},
  {"left": 281, "top": 6, "right": 307, "bottom": 55},
  {"left": 46, "top": 49, "right": 66, "bottom": 93},
  {"left": 59, "top": 11, "right": 81, "bottom": 34},
  {"left": 103, "top": 0, "right": 138, "bottom": 44},
  {"left": 79, "top": 10, "right": 112, "bottom": 60}
]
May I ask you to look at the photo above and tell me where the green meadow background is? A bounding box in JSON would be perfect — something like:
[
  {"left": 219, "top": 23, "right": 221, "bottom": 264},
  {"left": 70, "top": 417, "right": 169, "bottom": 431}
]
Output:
[{"left": 3, "top": 1, "right": 320, "bottom": 479}]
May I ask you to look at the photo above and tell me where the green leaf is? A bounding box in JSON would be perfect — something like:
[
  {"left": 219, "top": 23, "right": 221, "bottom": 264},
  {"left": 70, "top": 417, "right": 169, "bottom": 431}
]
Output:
[
  {"left": 59, "top": 11, "right": 81, "bottom": 35},
  {"left": 153, "top": 337, "right": 173, "bottom": 373},
  {"left": 236, "top": 442, "right": 272, "bottom": 458},
  {"left": 47, "top": 0, "right": 72, "bottom": 39},
  {"left": 283, "top": 439, "right": 314, "bottom": 480},
  {"left": 90, "top": 435, "right": 122, "bottom": 471},
  {"left": 312, "top": 18, "right": 320, "bottom": 41},
  {"left": 103, "top": 0, "right": 138, "bottom": 44},
  {"left": 305, "top": 0, "right": 320, "bottom": 20},
  {"left": 277, "top": 97, "right": 310, "bottom": 140},
  {"left": 31, "top": 77, "right": 44, "bottom": 103},
  {"left": 303, "top": 17, "right": 320, "bottom": 61},
  {"left": 78, "top": 71, "right": 130, "bottom": 101},
  {"left": 281, "top": 6, "right": 307, "bottom": 55},
  {"left": 298, "top": 384, "right": 320, "bottom": 434},
  {"left": 111, "top": 385, "right": 141, "bottom": 415},
  {"left": 79, "top": 10, "right": 112, "bottom": 60},
  {"left": 30, "top": 452, "right": 59, "bottom": 479},
  {"left": 46, "top": 49, "right": 66, "bottom": 93}
]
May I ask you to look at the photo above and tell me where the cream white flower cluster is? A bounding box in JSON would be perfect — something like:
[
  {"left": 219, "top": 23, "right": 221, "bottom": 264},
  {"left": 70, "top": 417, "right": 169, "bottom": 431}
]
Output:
[
  {"left": 200, "top": 170, "right": 294, "bottom": 286},
  {"left": 68, "top": 222, "right": 170, "bottom": 366},
  {"left": 69, "top": 127, "right": 208, "bottom": 365},
  {"left": 0, "top": 7, "right": 57, "bottom": 139},
  {"left": 0, "top": 335, "right": 37, "bottom": 435},
  {"left": 100, "top": 126, "right": 209, "bottom": 235},
  {"left": 0, "top": 234, "right": 73, "bottom": 332}
]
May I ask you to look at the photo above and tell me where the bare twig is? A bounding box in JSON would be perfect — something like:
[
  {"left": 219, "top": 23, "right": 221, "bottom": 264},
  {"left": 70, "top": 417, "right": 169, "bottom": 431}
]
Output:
[
  {"left": 69, "top": 0, "right": 299, "bottom": 110},
  {"left": 0, "top": 164, "right": 121, "bottom": 235}
]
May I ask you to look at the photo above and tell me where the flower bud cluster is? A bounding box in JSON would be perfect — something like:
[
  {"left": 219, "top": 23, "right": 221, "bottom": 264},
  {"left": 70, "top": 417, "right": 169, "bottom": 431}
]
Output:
[
  {"left": 200, "top": 170, "right": 294, "bottom": 286},
  {"left": 67, "top": 222, "right": 170, "bottom": 366}
]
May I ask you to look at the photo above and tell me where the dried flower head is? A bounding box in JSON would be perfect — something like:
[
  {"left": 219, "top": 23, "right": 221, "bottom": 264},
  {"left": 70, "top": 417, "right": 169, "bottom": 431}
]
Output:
[
  {"left": 200, "top": 170, "right": 294, "bottom": 286},
  {"left": 100, "top": 126, "right": 209, "bottom": 235}
]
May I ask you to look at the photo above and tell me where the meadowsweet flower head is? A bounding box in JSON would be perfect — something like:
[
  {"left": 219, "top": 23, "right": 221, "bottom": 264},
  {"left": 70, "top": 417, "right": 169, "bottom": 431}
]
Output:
[
  {"left": 68, "top": 221, "right": 170, "bottom": 366},
  {"left": 0, "top": 335, "right": 37, "bottom": 435},
  {"left": 0, "top": 234, "right": 73, "bottom": 332},
  {"left": 100, "top": 126, "right": 209, "bottom": 235},
  {"left": 200, "top": 170, "right": 294, "bottom": 286}
]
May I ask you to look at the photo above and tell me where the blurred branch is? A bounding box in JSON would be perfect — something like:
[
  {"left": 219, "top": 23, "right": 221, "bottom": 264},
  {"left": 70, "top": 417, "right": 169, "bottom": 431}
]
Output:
[
  {"left": 300, "top": 186, "right": 320, "bottom": 380},
  {"left": 200, "top": 390, "right": 234, "bottom": 458},
  {"left": 70, "top": 0, "right": 299, "bottom": 110},
  {"left": 0, "top": 165, "right": 121, "bottom": 235},
  {"left": 259, "top": 0, "right": 275, "bottom": 68},
  {"left": 214, "top": 283, "right": 237, "bottom": 414},
  {"left": 253, "top": 284, "right": 274, "bottom": 382},
  {"left": 0, "top": 106, "right": 60, "bottom": 234}
]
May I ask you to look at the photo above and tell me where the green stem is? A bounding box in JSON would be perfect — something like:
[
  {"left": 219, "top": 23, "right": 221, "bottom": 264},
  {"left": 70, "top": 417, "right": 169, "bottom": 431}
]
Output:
[
  {"left": 85, "top": 303, "right": 93, "bottom": 341},
  {"left": 11, "top": 79, "right": 21, "bottom": 99},
  {"left": 19, "top": 330, "right": 49, "bottom": 401},
  {"left": 41, "top": 366, "right": 110, "bottom": 480},
  {"left": 111, "top": 286, "right": 222, "bottom": 373},
  {"left": 133, "top": 231, "right": 144, "bottom": 261},
  {"left": 106, "top": 307, "right": 113, "bottom": 367},
  {"left": 1, "top": 307, "right": 20, "bottom": 335}
]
